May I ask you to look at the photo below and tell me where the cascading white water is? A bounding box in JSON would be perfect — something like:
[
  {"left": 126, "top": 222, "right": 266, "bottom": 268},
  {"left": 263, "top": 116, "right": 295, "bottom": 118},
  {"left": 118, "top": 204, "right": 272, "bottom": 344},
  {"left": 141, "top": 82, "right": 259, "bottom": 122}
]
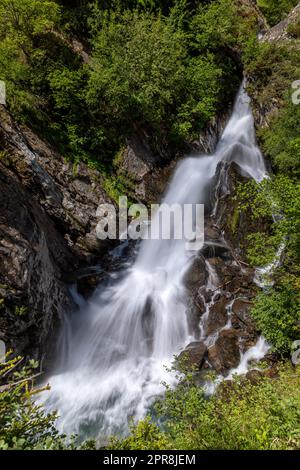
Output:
[{"left": 42, "top": 85, "right": 268, "bottom": 438}]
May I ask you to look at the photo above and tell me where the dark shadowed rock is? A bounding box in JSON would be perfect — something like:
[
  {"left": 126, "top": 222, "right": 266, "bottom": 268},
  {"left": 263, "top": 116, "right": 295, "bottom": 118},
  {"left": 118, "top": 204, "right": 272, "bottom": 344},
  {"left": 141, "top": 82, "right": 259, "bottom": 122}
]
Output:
[
  {"left": 208, "top": 329, "right": 241, "bottom": 375},
  {"left": 178, "top": 341, "right": 207, "bottom": 369},
  {"left": 0, "top": 164, "right": 75, "bottom": 361},
  {"left": 186, "top": 295, "right": 206, "bottom": 338},
  {"left": 245, "top": 369, "right": 264, "bottom": 385},
  {"left": 0, "top": 105, "right": 116, "bottom": 361},
  {"left": 183, "top": 256, "right": 207, "bottom": 292},
  {"left": 231, "top": 298, "right": 259, "bottom": 352},
  {"left": 204, "top": 298, "right": 229, "bottom": 336},
  {"left": 0, "top": 105, "right": 114, "bottom": 261},
  {"left": 232, "top": 299, "right": 256, "bottom": 328}
]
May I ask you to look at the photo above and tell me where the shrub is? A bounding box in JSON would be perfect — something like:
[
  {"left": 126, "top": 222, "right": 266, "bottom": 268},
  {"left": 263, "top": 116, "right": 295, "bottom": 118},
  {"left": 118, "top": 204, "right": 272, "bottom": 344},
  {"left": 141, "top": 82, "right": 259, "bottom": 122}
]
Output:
[
  {"left": 251, "top": 282, "right": 300, "bottom": 354},
  {"left": 257, "top": 0, "right": 298, "bottom": 27},
  {"left": 87, "top": 9, "right": 221, "bottom": 142},
  {"left": 259, "top": 99, "right": 300, "bottom": 176},
  {"left": 0, "top": 352, "right": 95, "bottom": 449},
  {"left": 110, "top": 364, "right": 300, "bottom": 450}
]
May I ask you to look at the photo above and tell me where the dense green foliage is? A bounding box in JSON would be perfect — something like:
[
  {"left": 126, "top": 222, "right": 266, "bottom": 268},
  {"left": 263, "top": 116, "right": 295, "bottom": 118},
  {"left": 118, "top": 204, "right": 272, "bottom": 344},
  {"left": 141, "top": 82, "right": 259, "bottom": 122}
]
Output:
[
  {"left": 110, "top": 364, "right": 300, "bottom": 450},
  {"left": 0, "top": 0, "right": 260, "bottom": 168},
  {"left": 0, "top": 353, "right": 95, "bottom": 449},
  {"left": 261, "top": 99, "right": 300, "bottom": 176},
  {"left": 2, "top": 353, "right": 299, "bottom": 450},
  {"left": 252, "top": 283, "right": 300, "bottom": 354},
  {"left": 241, "top": 28, "right": 300, "bottom": 355},
  {"left": 257, "top": 0, "right": 298, "bottom": 26},
  {"left": 87, "top": 10, "right": 221, "bottom": 143}
]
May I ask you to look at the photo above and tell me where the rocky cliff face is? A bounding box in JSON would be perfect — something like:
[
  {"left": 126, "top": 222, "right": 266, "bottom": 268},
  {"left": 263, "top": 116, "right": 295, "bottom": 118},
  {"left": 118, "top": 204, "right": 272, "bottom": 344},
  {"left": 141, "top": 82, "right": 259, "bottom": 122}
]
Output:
[
  {"left": 262, "top": 2, "right": 300, "bottom": 42},
  {"left": 114, "top": 109, "right": 231, "bottom": 205},
  {"left": 0, "top": 105, "right": 114, "bottom": 360},
  {"left": 179, "top": 161, "right": 262, "bottom": 377}
]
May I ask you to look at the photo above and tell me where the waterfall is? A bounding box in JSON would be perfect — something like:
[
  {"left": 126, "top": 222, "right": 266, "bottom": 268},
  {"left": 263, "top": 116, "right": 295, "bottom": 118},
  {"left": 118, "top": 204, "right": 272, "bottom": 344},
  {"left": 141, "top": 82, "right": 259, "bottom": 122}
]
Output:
[{"left": 41, "top": 85, "right": 268, "bottom": 438}]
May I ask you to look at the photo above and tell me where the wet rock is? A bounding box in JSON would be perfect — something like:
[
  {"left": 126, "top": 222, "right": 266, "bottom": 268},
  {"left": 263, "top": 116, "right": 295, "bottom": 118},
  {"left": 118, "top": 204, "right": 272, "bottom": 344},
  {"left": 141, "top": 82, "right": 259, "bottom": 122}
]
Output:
[
  {"left": 245, "top": 369, "right": 264, "bottom": 385},
  {"left": 208, "top": 329, "right": 241, "bottom": 375},
  {"left": 205, "top": 225, "right": 221, "bottom": 241},
  {"left": 198, "top": 286, "right": 213, "bottom": 303},
  {"left": 77, "top": 273, "right": 105, "bottom": 299},
  {"left": 0, "top": 164, "right": 75, "bottom": 361},
  {"left": 231, "top": 298, "right": 259, "bottom": 352},
  {"left": 212, "top": 162, "right": 272, "bottom": 259},
  {"left": 0, "top": 105, "right": 116, "bottom": 361},
  {"left": 183, "top": 256, "right": 207, "bottom": 292},
  {"left": 231, "top": 299, "right": 256, "bottom": 328},
  {"left": 178, "top": 341, "right": 207, "bottom": 369},
  {"left": 202, "top": 242, "right": 230, "bottom": 260},
  {"left": 204, "top": 298, "right": 229, "bottom": 336},
  {"left": 186, "top": 295, "right": 206, "bottom": 337},
  {"left": 205, "top": 257, "right": 224, "bottom": 284}
]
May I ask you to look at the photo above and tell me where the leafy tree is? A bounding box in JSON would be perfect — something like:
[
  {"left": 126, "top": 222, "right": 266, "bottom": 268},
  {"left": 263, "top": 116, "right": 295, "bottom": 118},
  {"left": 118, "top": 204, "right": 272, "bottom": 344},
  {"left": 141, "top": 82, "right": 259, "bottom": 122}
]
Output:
[
  {"left": 0, "top": 0, "right": 60, "bottom": 110},
  {"left": 87, "top": 9, "right": 222, "bottom": 143}
]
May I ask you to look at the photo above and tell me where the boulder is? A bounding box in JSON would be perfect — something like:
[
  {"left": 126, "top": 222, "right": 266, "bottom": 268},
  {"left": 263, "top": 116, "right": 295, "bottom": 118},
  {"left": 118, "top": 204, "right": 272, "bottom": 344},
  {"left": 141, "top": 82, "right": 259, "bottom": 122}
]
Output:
[
  {"left": 208, "top": 329, "right": 241, "bottom": 374},
  {"left": 204, "top": 298, "right": 229, "bottom": 336},
  {"left": 178, "top": 341, "right": 207, "bottom": 369},
  {"left": 262, "top": 3, "right": 300, "bottom": 43},
  {"left": 186, "top": 295, "right": 206, "bottom": 337},
  {"left": 117, "top": 133, "right": 178, "bottom": 204},
  {"left": 231, "top": 299, "right": 256, "bottom": 329},
  {"left": 231, "top": 298, "right": 259, "bottom": 352},
  {"left": 245, "top": 369, "right": 264, "bottom": 385},
  {"left": 183, "top": 256, "right": 207, "bottom": 292}
]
